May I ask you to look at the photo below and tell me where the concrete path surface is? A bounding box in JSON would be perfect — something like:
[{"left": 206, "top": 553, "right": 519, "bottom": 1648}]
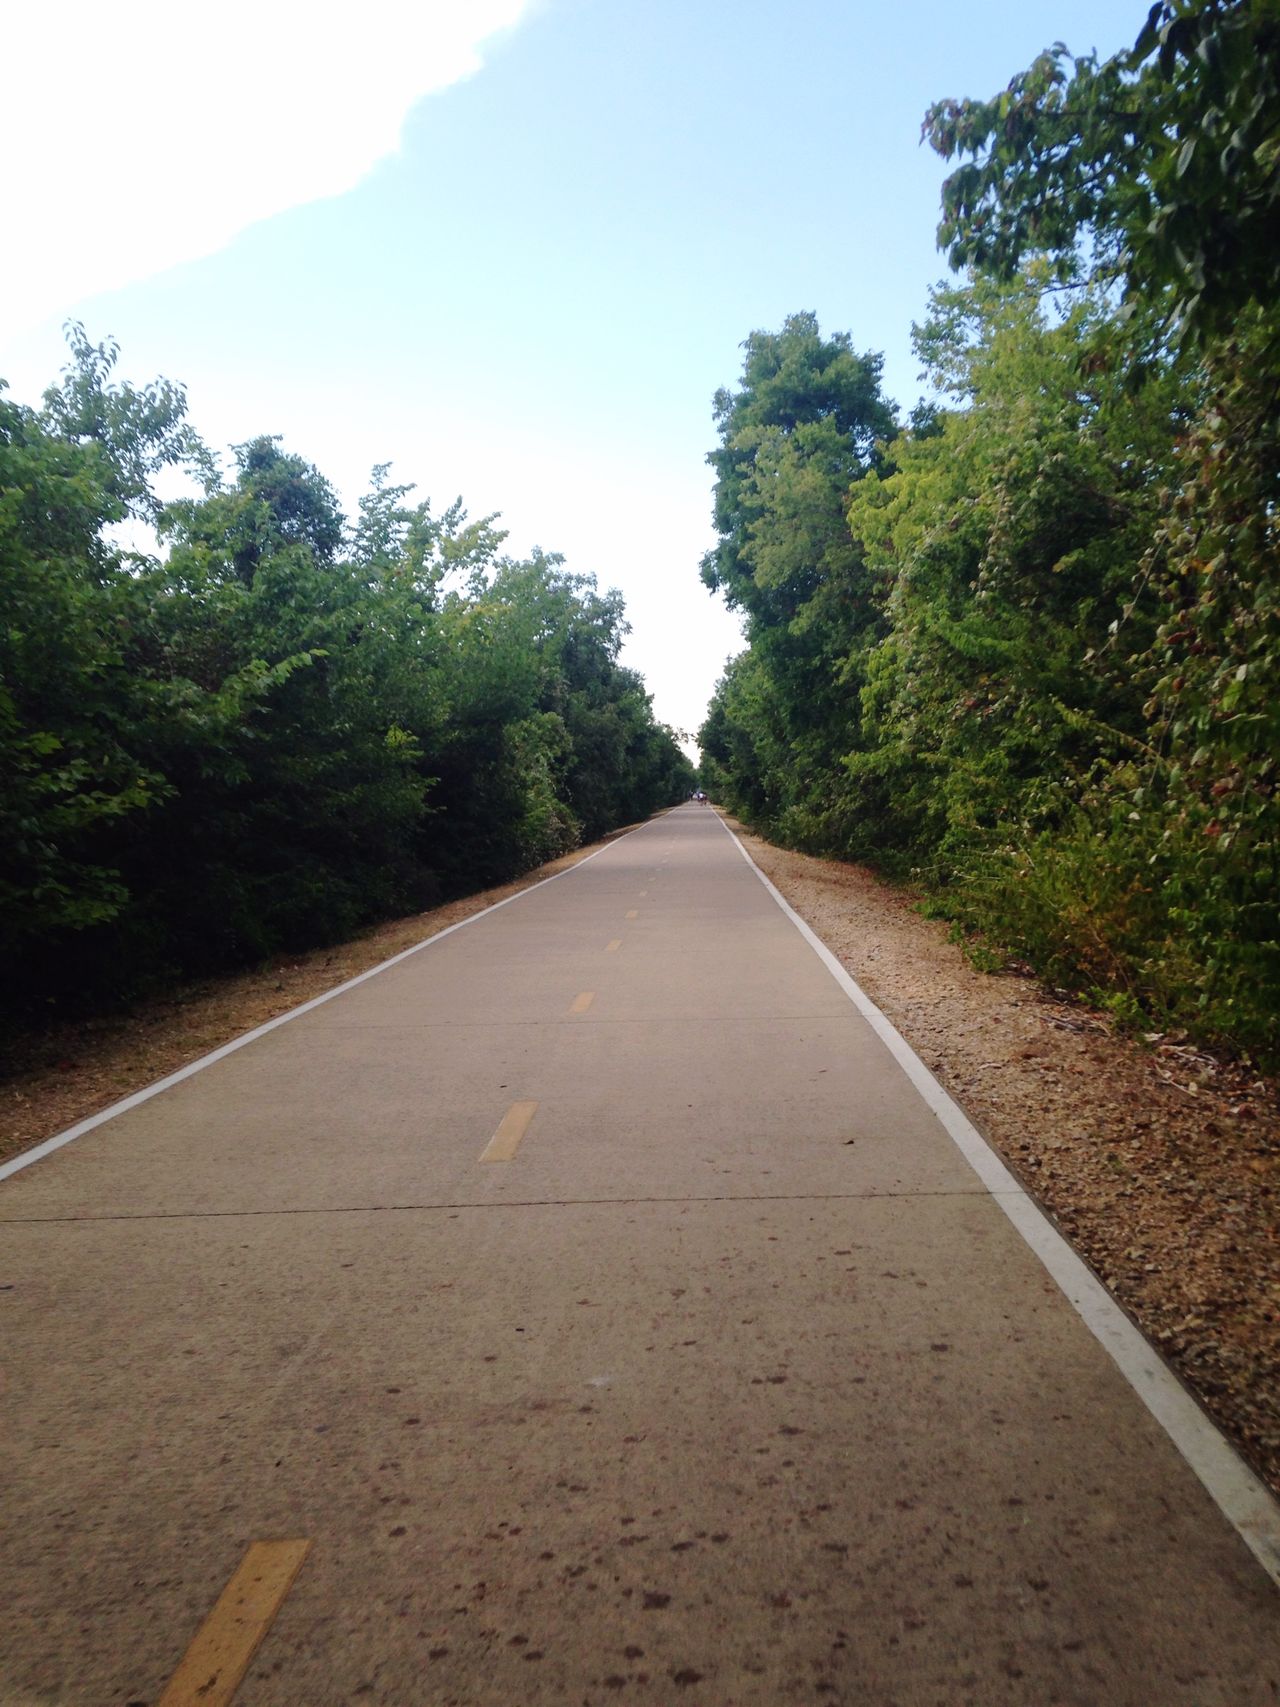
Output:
[{"left": 1, "top": 804, "right": 1277, "bottom": 1705}]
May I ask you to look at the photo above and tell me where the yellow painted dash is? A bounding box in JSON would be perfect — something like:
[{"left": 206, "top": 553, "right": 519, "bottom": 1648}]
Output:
[
  {"left": 625, "top": 909, "right": 638, "bottom": 920},
  {"left": 480, "top": 1099, "right": 538, "bottom": 1163},
  {"left": 605, "top": 939, "right": 622, "bottom": 953},
  {"left": 158, "top": 1539, "right": 311, "bottom": 1707},
  {"left": 570, "top": 991, "right": 595, "bottom": 1014}
]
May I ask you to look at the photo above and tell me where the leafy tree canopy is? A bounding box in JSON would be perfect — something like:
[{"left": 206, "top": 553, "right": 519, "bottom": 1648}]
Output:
[
  {"left": 924, "top": 0, "right": 1280, "bottom": 346},
  {"left": 700, "top": 312, "right": 896, "bottom": 619}
]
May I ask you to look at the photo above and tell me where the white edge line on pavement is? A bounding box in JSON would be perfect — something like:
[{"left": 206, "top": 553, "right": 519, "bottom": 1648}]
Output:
[
  {"left": 718, "top": 812, "right": 1280, "bottom": 1590},
  {"left": 0, "top": 818, "right": 665, "bottom": 1189}
]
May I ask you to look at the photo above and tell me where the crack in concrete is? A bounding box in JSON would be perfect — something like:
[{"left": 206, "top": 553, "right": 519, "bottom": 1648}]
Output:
[{"left": 0, "top": 1185, "right": 998, "bottom": 1226}]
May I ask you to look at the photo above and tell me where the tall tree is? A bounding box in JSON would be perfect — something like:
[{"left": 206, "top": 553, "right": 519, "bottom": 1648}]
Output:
[{"left": 699, "top": 313, "right": 897, "bottom": 840}]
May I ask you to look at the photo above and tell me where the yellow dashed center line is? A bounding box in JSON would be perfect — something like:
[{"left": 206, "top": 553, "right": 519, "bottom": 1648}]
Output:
[
  {"left": 605, "top": 938, "right": 622, "bottom": 953},
  {"left": 479, "top": 1099, "right": 539, "bottom": 1163},
  {"left": 625, "top": 909, "right": 638, "bottom": 920},
  {"left": 570, "top": 991, "right": 595, "bottom": 1014},
  {"left": 158, "top": 1539, "right": 311, "bottom": 1707}
]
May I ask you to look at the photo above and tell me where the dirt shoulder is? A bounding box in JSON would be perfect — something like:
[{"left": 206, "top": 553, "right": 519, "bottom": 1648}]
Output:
[
  {"left": 0, "top": 821, "right": 652, "bottom": 1173},
  {"left": 725, "top": 816, "right": 1280, "bottom": 1500}
]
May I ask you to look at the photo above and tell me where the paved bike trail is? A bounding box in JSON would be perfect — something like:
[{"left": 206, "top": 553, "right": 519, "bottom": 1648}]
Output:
[{"left": 1, "top": 804, "right": 1276, "bottom": 1705}]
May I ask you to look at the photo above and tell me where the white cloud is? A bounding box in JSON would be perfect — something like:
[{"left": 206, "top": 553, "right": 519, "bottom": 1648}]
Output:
[{"left": 5, "top": 0, "right": 534, "bottom": 332}]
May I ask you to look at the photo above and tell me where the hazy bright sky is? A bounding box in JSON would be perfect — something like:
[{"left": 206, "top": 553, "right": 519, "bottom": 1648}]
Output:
[{"left": 4, "top": 0, "right": 1134, "bottom": 749}]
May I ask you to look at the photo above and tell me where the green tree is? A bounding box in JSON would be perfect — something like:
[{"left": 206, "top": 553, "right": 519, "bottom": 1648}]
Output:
[
  {"left": 0, "top": 389, "right": 159, "bottom": 946},
  {"left": 923, "top": 0, "right": 1280, "bottom": 346},
  {"left": 699, "top": 313, "right": 897, "bottom": 842},
  {"left": 0, "top": 327, "right": 211, "bottom": 981},
  {"left": 701, "top": 311, "right": 895, "bottom": 621},
  {"left": 842, "top": 273, "right": 1182, "bottom": 870}
]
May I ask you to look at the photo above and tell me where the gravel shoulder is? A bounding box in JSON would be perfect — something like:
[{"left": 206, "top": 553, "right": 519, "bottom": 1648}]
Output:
[
  {"left": 4, "top": 807, "right": 1276, "bottom": 1501},
  {"left": 725, "top": 816, "right": 1280, "bottom": 1500}
]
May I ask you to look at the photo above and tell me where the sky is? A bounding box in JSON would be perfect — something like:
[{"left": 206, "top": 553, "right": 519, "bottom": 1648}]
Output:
[{"left": 4, "top": 0, "right": 1136, "bottom": 753}]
